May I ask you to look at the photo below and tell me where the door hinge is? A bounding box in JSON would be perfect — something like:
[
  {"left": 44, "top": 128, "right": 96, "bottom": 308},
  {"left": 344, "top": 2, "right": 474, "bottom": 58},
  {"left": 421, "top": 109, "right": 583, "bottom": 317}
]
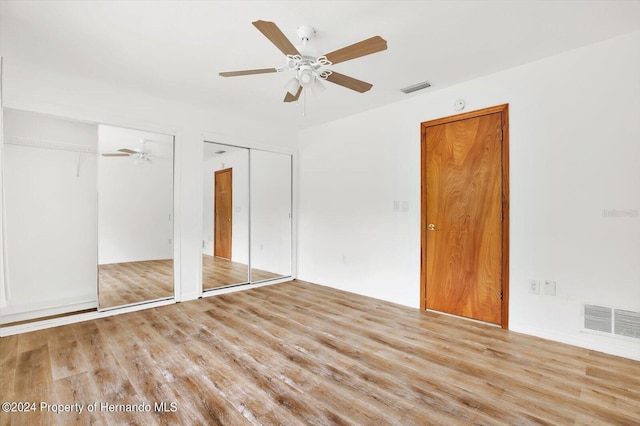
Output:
[
  {"left": 499, "top": 127, "right": 503, "bottom": 142},
  {"left": 500, "top": 290, "right": 504, "bottom": 301}
]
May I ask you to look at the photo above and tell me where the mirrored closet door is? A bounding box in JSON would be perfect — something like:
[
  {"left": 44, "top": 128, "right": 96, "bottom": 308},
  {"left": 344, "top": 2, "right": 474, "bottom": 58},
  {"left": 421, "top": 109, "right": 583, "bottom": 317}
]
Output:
[
  {"left": 250, "top": 150, "right": 292, "bottom": 282},
  {"left": 97, "top": 125, "right": 174, "bottom": 309},
  {"left": 202, "top": 142, "right": 250, "bottom": 289},
  {"left": 202, "top": 143, "right": 292, "bottom": 292}
]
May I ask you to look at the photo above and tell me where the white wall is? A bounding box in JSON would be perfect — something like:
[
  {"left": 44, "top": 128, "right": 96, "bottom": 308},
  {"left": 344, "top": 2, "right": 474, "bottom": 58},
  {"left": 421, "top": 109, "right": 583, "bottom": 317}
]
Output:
[
  {"left": 2, "top": 65, "right": 297, "bottom": 303},
  {"left": 98, "top": 125, "right": 174, "bottom": 264},
  {"left": 202, "top": 147, "right": 249, "bottom": 264},
  {"left": 2, "top": 109, "right": 98, "bottom": 321},
  {"left": 251, "top": 150, "right": 292, "bottom": 277},
  {"left": 298, "top": 31, "right": 640, "bottom": 360}
]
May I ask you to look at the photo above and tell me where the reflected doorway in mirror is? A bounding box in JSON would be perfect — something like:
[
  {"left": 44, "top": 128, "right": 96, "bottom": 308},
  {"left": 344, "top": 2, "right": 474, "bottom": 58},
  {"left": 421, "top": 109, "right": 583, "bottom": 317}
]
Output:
[{"left": 214, "top": 168, "right": 233, "bottom": 260}]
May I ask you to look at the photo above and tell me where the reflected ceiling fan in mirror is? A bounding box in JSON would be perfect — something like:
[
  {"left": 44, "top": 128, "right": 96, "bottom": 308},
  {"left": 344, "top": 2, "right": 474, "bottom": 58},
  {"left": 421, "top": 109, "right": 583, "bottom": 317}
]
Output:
[
  {"left": 219, "top": 20, "right": 387, "bottom": 107},
  {"left": 101, "top": 138, "right": 153, "bottom": 164}
]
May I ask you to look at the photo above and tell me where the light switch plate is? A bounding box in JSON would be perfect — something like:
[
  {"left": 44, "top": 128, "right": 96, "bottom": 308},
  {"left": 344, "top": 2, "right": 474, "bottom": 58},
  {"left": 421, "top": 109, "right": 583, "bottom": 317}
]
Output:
[{"left": 544, "top": 280, "right": 556, "bottom": 296}]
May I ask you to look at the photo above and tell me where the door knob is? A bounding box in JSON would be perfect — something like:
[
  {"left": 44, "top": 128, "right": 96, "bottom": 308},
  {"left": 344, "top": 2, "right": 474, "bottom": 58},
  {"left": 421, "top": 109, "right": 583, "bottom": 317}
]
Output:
[{"left": 427, "top": 223, "right": 436, "bottom": 231}]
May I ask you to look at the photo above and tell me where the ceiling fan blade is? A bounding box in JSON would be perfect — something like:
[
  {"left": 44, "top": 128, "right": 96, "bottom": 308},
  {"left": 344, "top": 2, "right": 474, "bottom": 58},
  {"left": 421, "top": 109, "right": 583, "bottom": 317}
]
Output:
[
  {"left": 284, "top": 86, "right": 303, "bottom": 102},
  {"left": 102, "top": 153, "right": 130, "bottom": 157},
  {"left": 325, "top": 72, "right": 373, "bottom": 93},
  {"left": 118, "top": 148, "right": 137, "bottom": 154},
  {"left": 252, "top": 20, "right": 300, "bottom": 56},
  {"left": 324, "top": 36, "right": 387, "bottom": 65},
  {"left": 219, "top": 68, "right": 279, "bottom": 77}
]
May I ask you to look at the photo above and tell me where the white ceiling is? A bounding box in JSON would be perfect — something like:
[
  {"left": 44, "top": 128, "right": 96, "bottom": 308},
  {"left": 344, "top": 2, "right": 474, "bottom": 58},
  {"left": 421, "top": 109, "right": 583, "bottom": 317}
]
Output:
[{"left": 2, "top": 0, "right": 640, "bottom": 130}]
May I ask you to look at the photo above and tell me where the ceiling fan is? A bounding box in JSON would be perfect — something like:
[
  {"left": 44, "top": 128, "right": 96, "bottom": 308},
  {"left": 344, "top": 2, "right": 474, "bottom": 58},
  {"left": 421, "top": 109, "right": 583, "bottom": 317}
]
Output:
[
  {"left": 219, "top": 20, "right": 387, "bottom": 102},
  {"left": 101, "top": 138, "right": 153, "bottom": 164}
]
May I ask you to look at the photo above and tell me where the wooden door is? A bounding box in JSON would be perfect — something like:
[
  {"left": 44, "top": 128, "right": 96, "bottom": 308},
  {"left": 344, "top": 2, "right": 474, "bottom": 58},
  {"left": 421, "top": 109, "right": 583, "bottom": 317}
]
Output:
[
  {"left": 214, "top": 168, "right": 232, "bottom": 259},
  {"left": 420, "top": 105, "right": 509, "bottom": 327}
]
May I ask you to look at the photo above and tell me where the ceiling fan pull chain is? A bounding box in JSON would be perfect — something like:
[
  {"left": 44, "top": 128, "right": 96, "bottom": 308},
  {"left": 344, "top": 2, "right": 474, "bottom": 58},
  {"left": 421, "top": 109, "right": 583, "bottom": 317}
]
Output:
[{"left": 303, "top": 89, "right": 307, "bottom": 117}]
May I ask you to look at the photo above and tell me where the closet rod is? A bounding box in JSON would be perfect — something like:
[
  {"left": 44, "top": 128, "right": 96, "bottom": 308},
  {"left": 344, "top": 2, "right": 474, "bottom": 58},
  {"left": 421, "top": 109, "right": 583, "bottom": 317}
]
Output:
[{"left": 4, "top": 135, "right": 97, "bottom": 154}]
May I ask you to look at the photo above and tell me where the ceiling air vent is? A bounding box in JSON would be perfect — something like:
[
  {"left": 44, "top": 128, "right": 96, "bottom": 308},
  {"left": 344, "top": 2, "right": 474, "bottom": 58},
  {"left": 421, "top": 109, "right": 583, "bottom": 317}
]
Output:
[
  {"left": 584, "top": 305, "right": 612, "bottom": 333},
  {"left": 401, "top": 81, "right": 431, "bottom": 94}
]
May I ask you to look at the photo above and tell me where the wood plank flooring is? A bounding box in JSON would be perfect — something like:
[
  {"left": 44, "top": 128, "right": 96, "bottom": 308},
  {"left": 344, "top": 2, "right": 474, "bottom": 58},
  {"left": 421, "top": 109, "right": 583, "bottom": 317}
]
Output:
[
  {"left": 203, "top": 255, "right": 282, "bottom": 290},
  {"left": 203, "top": 255, "right": 249, "bottom": 289},
  {"left": 99, "top": 259, "right": 174, "bottom": 309},
  {"left": 98, "top": 256, "right": 285, "bottom": 309},
  {"left": 2, "top": 280, "right": 639, "bottom": 425}
]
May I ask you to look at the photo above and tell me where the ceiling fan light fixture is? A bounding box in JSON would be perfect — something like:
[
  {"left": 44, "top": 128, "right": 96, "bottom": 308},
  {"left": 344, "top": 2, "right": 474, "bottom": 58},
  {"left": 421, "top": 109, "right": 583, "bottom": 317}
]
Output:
[
  {"left": 311, "top": 77, "right": 326, "bottom": 95},
  {"left": 298, "top": 67, "right": 315, "bottom": 88},
  {"left": 284, "top": 77, "right": 300, "bottom": 95}
]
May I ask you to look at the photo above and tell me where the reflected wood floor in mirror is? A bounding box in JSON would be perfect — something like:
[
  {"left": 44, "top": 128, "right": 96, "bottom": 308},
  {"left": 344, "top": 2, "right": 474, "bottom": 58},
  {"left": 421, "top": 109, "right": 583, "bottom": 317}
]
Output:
[
  {"left": 99, "top": 260, "right": 173, "bottom": 309},
  {"left": 203, "top": 255, "right": 281, "bottom": 290},
  {"left": 2, "top": 280, "right": 639, "bottom": 425}
]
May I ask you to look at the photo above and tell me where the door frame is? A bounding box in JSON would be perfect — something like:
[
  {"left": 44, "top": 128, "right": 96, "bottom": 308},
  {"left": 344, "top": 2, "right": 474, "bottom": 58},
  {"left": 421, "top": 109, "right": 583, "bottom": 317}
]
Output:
[
  {"left": 214, "top": 167, "right": 233, "bottom": 260},
  {"left": 420, "top": 104, "right": 510, "bottom": 329}
]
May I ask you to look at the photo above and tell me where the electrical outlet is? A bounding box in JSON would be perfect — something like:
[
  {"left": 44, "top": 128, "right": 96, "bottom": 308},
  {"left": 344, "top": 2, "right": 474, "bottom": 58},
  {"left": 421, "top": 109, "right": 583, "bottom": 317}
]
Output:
[
  {"left": 528, "top": 280, "right": 540, "bottom": 294},
  {"left": 544, "top": 280, "right": 557, "bottom": 296}
]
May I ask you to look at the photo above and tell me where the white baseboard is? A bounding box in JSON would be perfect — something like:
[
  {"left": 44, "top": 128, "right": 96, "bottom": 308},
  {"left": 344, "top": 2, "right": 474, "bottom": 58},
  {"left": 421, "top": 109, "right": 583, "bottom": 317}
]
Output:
[
  {"left": 180, "top": 291, "right": 201, "bottom": 302},
  {"left": 510, "top": 323, "right": 640, "bottom": 361},
  {"left": 0, "top": 297, "right": 98, "bottom": 324},
  {"left": 0, "top": 298, "right": 175, "bottom": 337}
]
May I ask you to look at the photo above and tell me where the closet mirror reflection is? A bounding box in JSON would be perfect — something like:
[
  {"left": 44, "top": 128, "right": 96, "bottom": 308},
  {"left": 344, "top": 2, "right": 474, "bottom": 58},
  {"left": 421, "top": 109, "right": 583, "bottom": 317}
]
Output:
[
  {"left": 98, "top": 125, "right": 174, "bottom": 309},
  {"left": 202, "top": 142, "right": 250, "bottom": 289},
  {"left": 250, "top": 150, "right": 292, "bottom": 282}
]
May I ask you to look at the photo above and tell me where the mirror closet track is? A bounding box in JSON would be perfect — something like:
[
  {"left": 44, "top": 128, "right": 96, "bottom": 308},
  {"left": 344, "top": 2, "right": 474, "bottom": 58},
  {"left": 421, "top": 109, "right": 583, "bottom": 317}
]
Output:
[{"left": 202, "top": 142, "right": 292, "bottom": 292}]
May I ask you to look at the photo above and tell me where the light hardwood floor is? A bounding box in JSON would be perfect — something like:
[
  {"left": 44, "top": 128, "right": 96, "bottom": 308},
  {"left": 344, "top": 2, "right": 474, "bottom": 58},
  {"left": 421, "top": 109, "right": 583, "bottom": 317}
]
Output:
[
  {"left": 202, "top": 255, "right": 249, "bottom": 289},
  {"left": 98, "top": 256, "right": 284, "bottom": 309},
  {"left": 99, "top": 260, "right": 174, "bottom": 309},
  {"left": 1, "top": 280, "right": 639, "bottom": 425},
  {"left": 202, "top": 256, "right": 281, "bottom": 290}
]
